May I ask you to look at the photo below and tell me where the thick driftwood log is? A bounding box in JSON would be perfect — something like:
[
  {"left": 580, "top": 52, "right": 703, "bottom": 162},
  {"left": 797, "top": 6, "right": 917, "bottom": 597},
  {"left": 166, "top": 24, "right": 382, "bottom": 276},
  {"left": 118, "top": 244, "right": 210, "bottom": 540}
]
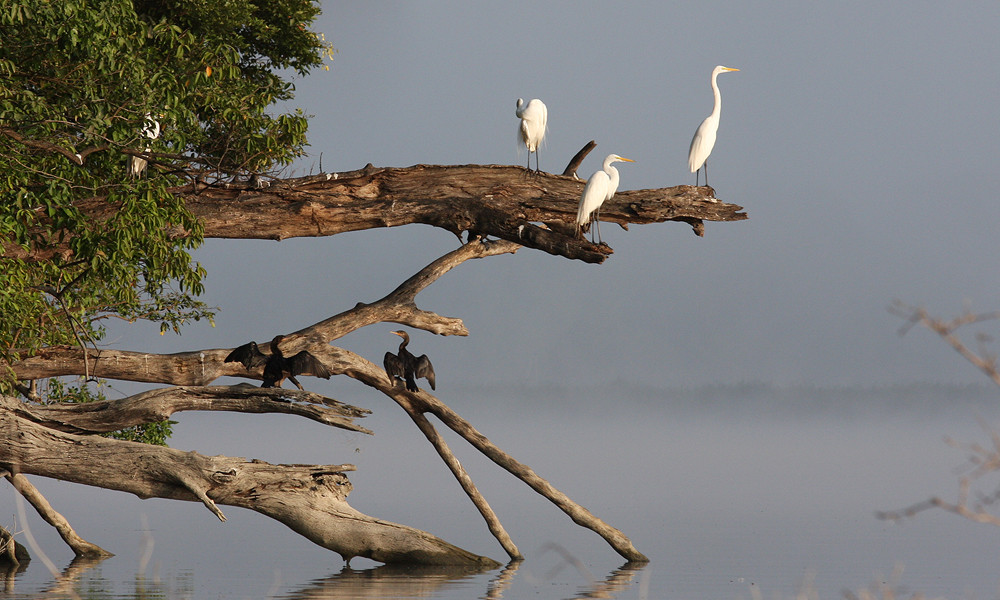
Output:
[
  {"left": 0, "top": 412, "right": 499, "bottom": 567},
  {"left": 8, "top": 164, "right": 746, "bottom": 264}
]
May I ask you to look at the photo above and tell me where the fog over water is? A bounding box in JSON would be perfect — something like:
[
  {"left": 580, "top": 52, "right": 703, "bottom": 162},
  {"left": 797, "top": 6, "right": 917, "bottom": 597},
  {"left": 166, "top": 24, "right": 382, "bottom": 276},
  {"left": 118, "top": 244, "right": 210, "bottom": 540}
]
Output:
[{"left": 10, "top": 384, "right": 1000, "bottom": 598}]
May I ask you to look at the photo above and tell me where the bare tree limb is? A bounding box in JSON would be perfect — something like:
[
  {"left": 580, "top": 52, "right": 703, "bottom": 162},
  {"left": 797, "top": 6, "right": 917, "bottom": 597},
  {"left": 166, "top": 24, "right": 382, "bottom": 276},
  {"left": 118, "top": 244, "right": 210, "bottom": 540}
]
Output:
[
  {"left": 3, "top": 385, "right": 371, "bottom": 435},
  {"left": 890, "top": 301, "right": 1000, "bottom": 387},
  {"left": 7, "top": 164, "right": 746, "bottom": 264},
  {"left": 4, "top": 240, "right": 520, "bottom": 383},
  {"left": 396, "top": 394, "right": 523, "bottom": 561},
  {"left": 5, "top": 234, "right": 650, "bottom": 562},
  {"left": 0, "top": 412, "right": 499, "bottom": 566},
  {"left": 5, "top": 473, "right": 112, "bottom": 558},
  {"left": 563, "top": 141, "right": 597, "bottom": 178}
]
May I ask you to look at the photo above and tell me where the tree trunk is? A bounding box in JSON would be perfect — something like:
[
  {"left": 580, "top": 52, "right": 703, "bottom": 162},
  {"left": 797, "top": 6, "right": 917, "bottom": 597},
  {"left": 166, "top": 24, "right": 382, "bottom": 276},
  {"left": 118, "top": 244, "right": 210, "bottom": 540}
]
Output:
[{"left": 0, "top": 411, "right": 498, "bottom": 567}]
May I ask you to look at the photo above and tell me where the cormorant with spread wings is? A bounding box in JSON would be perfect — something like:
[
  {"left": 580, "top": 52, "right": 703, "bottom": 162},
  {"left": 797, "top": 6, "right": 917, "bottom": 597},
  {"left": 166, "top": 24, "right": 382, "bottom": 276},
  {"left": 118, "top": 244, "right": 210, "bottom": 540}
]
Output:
[
  {"left": 225, "top": 334, "right": 330, "bottom": 390},
  {"left": 384, "top": 330, "right": 436, "bottom": 392}
]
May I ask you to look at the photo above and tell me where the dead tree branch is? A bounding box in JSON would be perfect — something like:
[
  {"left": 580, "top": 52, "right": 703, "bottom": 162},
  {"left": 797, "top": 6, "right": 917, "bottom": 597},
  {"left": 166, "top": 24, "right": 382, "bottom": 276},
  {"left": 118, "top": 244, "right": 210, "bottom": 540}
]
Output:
[
  {"left": 890, "top": 301, "right": 1000, "bottom": 387},
  {"left": 877, "top": 422, "right": 1000, "bottom": 527},
  {"left": 563, "top": 141, "right": 597, "bottom": 178},
  {"left": 3, "top": 385, "right": 372, "bottom": 435},
  {"left": 883, "top": 304, "right": 1000, "bottom": 528},
  {"left": 0, "top": 412, "right": 498, "bottom": 566},
  {"left": 4, "top": 472, "right": 112, "bottom": 558},
  {"left": 5, "top": 235, "right": 648, "bottom": 563},
  {"left": 4, "top": 153, "right": 738, "bottom": 563},
  {"left": 7, "top": 164, "right": 746, "bottom": 265}
]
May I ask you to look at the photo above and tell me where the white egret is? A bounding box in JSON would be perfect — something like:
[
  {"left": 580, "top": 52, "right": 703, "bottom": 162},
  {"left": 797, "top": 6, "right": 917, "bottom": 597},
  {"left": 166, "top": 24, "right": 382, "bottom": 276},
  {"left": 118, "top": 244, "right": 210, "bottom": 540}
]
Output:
[
  {"left": 575, "top": 154, "right": 635, "bottom": 244},
  {"left": 129, "top": 114, "right": 161, "bottom": 177},
  {"left": 687, "top": 65, "right": 739, "bottom": 187},
  {"left": 516, "top": 98, "right": 547, "bottom": 172}
]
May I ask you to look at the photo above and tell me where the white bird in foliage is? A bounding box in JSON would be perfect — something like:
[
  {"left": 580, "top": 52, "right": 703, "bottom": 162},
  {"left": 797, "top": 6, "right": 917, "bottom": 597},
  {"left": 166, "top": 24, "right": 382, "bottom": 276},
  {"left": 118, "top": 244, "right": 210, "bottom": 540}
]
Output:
[
  {"left": 516, "top": 98, "right": 547, "bottom": 172},
  {"left": 129, "top": 114, "right": 161, "bottom": 177},
  {"left": 688, "top": 65, "right": 739, "bottom": 187},
  {"left": 575, "top": 154, "right": 635, "bottom": 244}
]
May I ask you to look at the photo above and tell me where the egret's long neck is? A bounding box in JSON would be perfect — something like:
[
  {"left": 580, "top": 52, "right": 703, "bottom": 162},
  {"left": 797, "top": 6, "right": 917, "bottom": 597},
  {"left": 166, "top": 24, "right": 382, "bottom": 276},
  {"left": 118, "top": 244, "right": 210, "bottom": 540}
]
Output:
[
  {"left": 606, "top": 166, "right": 620, "bottom": 197},
  {"left": 710, "top": 72, "right": 723, "bottom": 119}
]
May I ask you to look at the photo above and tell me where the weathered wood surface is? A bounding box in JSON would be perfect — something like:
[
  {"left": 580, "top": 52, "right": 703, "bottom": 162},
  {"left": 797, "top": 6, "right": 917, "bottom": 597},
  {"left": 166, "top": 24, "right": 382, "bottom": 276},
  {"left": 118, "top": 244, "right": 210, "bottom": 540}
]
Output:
[
  {"left": 8, "top": 164, "right": 746, "bottom": 264},
  {"left": 0, "top": 411, "right": 499, "bottom": 567},
  {"left": 187, "top": 164, "right": 745, "bottom": 263},
  {"left": 5, "top": 239, "right": 520, "bottom": 384},
  {"left": 3, "top": 385, "right": 372, "bottom": 435},
  {"left": 3, "top": 160, "right": 742, "bottom": 563},
  {"left": 4, "top": 238, "right": 651, "bottom": 563}
]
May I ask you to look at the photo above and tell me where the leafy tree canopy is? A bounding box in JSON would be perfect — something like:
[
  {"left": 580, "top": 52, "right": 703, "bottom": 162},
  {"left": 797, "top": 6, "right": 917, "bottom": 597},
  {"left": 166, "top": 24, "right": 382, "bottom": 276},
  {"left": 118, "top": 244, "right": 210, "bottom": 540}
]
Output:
[{"left": 0, "top": 0, "right": 332, "bottom": 401}]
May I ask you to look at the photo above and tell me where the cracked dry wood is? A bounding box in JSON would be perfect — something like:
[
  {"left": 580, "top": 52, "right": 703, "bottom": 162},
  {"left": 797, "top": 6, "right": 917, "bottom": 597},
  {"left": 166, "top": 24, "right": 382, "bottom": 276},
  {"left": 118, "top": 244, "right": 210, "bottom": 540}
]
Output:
[
  {"left": 4, "top": 237, "right": 653, "bottom": 563},
  {"left": 0, "top": 412, "right": 497, "bottom": 566},
  {"left": 2, "top": 385, "right": 372, "bottom": 435},
  {"left": 3, "top": 161, "right": 741, "bottom": 564},
  {"left": 8, "top": 164, "right": 745, "bottom": 264}
]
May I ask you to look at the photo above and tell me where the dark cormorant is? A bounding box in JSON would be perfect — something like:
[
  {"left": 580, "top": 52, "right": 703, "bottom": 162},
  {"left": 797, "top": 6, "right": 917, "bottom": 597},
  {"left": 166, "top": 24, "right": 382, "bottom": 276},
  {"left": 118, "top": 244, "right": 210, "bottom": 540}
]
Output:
[
  {"left": 383, "top": 330, "right": 436, "bottom": 392},
  {"left": 225, "top": 334, "right": 331, "bottom": 390}
]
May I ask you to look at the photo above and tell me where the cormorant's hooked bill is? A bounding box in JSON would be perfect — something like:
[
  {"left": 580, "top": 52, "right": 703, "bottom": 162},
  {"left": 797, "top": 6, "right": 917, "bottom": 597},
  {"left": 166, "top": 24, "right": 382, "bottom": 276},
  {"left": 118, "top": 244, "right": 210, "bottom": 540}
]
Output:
[
  {"left": 383, "top": 330, "right": 436, "bottom": 392},
  {"left": 225, "top": 335, "right": 331, "bottom": 390}
]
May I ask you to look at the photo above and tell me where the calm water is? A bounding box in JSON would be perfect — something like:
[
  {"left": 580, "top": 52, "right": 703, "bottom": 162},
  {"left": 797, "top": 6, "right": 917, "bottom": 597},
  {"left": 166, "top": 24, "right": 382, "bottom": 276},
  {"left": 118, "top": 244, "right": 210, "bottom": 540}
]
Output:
[{"left": 6, "top": 383, "right": 1000, "bottom": 599}]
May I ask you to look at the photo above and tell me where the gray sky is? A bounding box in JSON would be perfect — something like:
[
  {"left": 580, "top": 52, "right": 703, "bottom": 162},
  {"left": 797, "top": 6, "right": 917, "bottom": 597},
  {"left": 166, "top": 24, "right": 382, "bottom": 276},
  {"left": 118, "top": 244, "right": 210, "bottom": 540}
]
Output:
[{"left": 114, "top": 1, "right": 1000, "bottom": 389}]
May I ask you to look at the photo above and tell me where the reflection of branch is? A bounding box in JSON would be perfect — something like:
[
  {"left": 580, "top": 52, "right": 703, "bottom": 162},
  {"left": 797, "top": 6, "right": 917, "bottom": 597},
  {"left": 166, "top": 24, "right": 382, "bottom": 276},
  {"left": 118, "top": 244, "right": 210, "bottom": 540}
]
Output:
[
  {"left": 890, "top": 301, "right": 1000, "bottom": 386},
  {"left": 282, "top": 562, "right": 499, "bottom": 599},
  {"left": 877, "top": 420, "right": 1000, "bottom": 527},
  {"left": 526, "top": 544, "right": 647, "bottom": 600}
]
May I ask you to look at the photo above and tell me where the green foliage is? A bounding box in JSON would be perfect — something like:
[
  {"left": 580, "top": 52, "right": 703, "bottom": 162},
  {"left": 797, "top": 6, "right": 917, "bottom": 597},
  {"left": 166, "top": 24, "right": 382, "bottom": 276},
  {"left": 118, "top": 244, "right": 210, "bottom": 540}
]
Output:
[
  {"left": 0, "top": 1, "right": 332, "bottom": 416},
  {"left": 44, "top": 377, "right": 175, "bottom": 446}
]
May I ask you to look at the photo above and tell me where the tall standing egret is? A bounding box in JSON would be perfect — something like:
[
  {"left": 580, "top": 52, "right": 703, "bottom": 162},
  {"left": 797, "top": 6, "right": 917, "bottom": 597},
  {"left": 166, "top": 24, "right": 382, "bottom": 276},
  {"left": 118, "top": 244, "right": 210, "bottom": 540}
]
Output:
[
  {"left": 687, "top": 65, "right": 739, "bottom": 187},
  {"left": 516, "top": 98, "right": 547, "bottom": 172},
  {"left": 575, "top": 154, "right": 635, "bottom": 244},
  {"left": 129, "top": 114, "right": 161, "bottom": 177}
]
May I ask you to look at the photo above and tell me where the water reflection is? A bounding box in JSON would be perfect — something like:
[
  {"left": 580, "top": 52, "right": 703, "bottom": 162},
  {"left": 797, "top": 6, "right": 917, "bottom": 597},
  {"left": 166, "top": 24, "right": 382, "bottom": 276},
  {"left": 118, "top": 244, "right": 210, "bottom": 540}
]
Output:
[
  {"left": 273, "top": 562, "right": 494, "bottom": 600},
  {"left": 8, "top": 555, "right": 107, "bottom": 599},
  {"left": 518, "top": 544, "right": 647, "bottom": 600},
  {"left": 9, "top": 553, "right": 649, "bottom": 600},
  {"left": 268, "top": 555, "right": 648, "bottom": 600}
]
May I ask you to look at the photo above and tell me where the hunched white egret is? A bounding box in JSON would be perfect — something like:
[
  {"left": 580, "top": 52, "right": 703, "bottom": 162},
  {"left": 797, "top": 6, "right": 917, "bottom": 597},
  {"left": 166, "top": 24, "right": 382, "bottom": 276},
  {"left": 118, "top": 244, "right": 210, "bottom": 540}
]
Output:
[
  {"left": 516, "top": 98, "right": 547, "bottom": 172},
  {"left": 129, "top": 114, "right": 161, "bottom": 177},
  {"left": 687, "top": 65, "right": 739, "bottom": 187},
  {"left": 575, "top": 154, "right": 635, "bottom": 244}
]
